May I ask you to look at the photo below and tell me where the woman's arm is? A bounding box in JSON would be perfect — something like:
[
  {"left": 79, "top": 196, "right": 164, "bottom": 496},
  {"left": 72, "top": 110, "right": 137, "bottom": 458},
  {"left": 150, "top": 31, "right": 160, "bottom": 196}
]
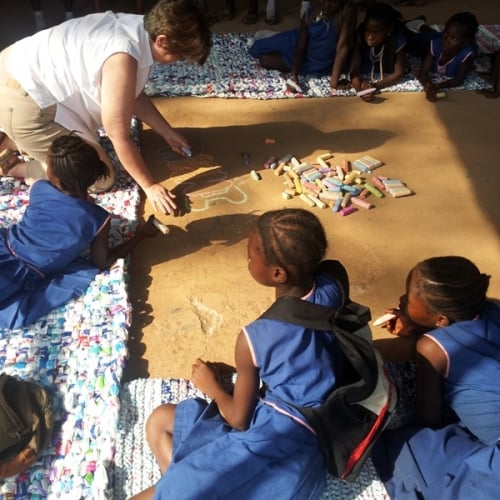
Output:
[
  {"left": 100, "top": 53, "right": 176, "bottom": 214},
  {"left": 191, "top": 332, "right": 260, "bottom": 431},
  {"left": 415, "top": 335, "right": 447, "bottom": 427},
  {"left": 330, "top": 3, "right": 357, "bottom": 89}
]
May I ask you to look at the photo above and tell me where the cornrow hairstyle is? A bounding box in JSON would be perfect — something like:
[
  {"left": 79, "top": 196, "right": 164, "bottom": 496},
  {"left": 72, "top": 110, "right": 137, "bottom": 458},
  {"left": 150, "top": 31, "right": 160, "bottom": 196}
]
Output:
[
  {"left": 144, "top": 0, "right": 212, "bottom": 65},
  {"left": 413, "top": 256, "right": 491, "bottom": 323},
  {"left": 256, "top": 208, "right": 327, "bottom": 285},
  {"left": 48, "top": 135, "right": 109, "bottom": 198},
  {"left": 446, "top": 12, "right": 479, "bottom": 40}
]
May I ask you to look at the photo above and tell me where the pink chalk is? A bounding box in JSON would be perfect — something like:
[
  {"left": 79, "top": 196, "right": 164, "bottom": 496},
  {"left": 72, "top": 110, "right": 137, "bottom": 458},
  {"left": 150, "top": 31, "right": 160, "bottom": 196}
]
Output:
[{"left": 339, "top": 205, "right": 358, "bottom": 216}]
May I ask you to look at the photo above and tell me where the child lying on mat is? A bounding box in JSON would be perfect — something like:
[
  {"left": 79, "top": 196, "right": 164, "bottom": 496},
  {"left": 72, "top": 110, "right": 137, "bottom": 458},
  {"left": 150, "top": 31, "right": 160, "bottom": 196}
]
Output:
[
  {"left": 371, "top": 256, "right": 500, "bottom": 499},
  {"left": 416, "top": 12, "right": 479, "bottom": 101},
  {"left": 131, "top": 208, "right": 351, "bottom": 500},
  {"left": 248, "top": 0, "right": 357, "bottom": 92},
  {"left": 349, "top": 2, "right": 407, "bottom": 100},
  {"left": 0, "top": 134, "right": 161, "bottom": 330}
]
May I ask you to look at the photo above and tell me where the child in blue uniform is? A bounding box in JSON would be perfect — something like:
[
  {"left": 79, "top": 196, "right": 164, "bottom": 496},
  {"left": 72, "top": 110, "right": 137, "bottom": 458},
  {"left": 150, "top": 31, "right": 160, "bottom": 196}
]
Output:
[
  {"left": 131, "top": 208, "right": 350, "bottom": 500},
  {"left": 417, "top": 12, "right": 478, "bottom": 101},
  {"left": 372, "top": 256, "right": 500, "bottom": 499},
  {"left": 349, "top": 2, "right": 407, "bottom": 99},
  {"left": 248, "top": 0, "right": 357, "bottom": 92},
  {"left": 0, "top": 134, "right": 160, "bottom": 330}
]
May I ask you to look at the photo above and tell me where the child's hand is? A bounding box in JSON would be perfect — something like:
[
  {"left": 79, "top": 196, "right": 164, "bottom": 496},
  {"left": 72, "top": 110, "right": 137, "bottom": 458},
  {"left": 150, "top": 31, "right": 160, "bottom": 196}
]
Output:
[
  {"left": 286, "top": 77, "right": 303, "bottom": 94},
  {"left": 358, "top": 81, "right": 377, "bottom": 101},
  {"left": 383, "top": 309, "right": 427, "bottom": 338},
  {"left": 424, "top": 82, "right": 439, "bottom": 102},
  {"left": 137, "top": 215, "right": 163, "bottom": 238},
  {"left": 191, "top": 358, "right": 219, "bottom": 396}
]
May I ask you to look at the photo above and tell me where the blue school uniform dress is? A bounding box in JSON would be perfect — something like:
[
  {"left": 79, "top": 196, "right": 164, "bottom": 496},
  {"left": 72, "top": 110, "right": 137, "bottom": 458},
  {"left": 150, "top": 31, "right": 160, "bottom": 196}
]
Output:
[
  {"left": 372, "top": 301, "right": 500, "bottom": 500},
  {"left": 0, "top": 180, "right": 110, "bottom": 329},
  {"left": 153, "top": 272, "right": 345, "bottom": 500},
  {"left": 358, "top": 26, "right": 407, "bottom": 79},
  {"left": 430, "top": 37, "right": 476, "bottom": 77},
  {"left": 248, "top": 9, "right": 340, "bottom": 75}
]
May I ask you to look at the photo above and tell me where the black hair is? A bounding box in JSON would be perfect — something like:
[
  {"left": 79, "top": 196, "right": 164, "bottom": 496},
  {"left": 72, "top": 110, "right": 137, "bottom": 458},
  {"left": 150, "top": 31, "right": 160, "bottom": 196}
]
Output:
[
  {"left": 364, "top": 2, "right": 401, "bottom": 31},
  {"left": 445, "top": 12, "right": 479, "bottom": 40},
  {"left": 361, "top": 2, "right": 403, "bottom": 73},
  {"left": 48, "top": 134, "right": 109, "bottom": 198},
  {"left": 413, "top": 256, "right": 490, "bottom": 323},
  {"left": 256, "top": 208, "right": 327, "bottom": 285}
]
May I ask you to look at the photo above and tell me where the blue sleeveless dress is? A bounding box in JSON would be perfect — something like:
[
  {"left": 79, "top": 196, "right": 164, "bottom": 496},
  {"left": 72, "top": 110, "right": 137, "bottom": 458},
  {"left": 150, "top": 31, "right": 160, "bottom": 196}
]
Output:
[
  {"left": 430, "top": 37, "right": 476, "bottom": 77},
  {"left": 248, "top": 10, "right": 340, "bottom": 75},
  {"left": 153, "top": 272, "right": 344, "bottom": 499},
  {"left": 372, "top": 301, "right": 500, "bottom": 499},
  {"left": 0, "top": 180, "right": 110, "bottom": 329}
]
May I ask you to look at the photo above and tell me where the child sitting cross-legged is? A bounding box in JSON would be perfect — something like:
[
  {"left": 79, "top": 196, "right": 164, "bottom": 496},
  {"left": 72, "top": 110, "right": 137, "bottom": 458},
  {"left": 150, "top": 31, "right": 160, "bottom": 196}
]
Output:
[{"left": 130, "top": 208, "right": 354, "bottom": 499}]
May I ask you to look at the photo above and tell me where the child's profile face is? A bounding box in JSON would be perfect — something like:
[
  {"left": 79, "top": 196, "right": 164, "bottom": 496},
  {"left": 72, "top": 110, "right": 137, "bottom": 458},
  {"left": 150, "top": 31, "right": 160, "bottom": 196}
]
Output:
[
  {"left": 364, "top": 20, "right": 391, "bottom": 48},
  {"left": 247, "top": 228, "right": 275, "bottom": 287},
  {"left": 441, "top": 23, "right": 470, "bottom": 55},
  {"left": 400, "top": 269, "right": 439, "bottom": 330}
]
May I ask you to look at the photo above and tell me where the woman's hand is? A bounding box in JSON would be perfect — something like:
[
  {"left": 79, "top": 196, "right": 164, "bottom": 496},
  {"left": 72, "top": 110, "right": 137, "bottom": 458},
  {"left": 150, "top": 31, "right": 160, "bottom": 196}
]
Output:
[
  {"left": 163, "top": 128, "right": 191, "bottom": 157},
  {"left": 144, "top": 184, "right": 177, "bottom": 215},
  {"left": 191, "top": 358, "right": 220, "bottom": 397}
]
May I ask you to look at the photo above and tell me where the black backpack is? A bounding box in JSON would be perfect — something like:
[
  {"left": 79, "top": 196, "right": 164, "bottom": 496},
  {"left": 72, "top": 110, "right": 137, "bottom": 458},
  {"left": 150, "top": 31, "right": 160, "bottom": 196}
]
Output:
[
  {"left": 259, "top": 260, "right": 397, "bottom": 482},
  {"left": 0, "top": 373, "right": 53, "bottom": 478}
]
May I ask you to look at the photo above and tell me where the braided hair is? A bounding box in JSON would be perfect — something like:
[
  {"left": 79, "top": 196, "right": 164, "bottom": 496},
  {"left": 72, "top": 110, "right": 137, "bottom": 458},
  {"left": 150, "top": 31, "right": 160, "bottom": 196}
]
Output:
[
  {"left": 412, "top": 256, "right": 490, "bottom": 323},
  {"left": 445, "top": 12, "right": 479, "bottom": 40},
  {"left": 256, "top": 208, "right": 327, "bottom": 285},
  {"left": 47, "top": 135, "right": 109, "bottom": 198}
]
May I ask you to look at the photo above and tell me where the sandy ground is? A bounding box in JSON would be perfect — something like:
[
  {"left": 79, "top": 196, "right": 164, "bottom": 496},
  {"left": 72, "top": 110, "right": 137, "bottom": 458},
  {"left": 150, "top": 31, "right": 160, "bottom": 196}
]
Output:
[{"left": 1, "top": 1, "right": 499, "bottom": 381}]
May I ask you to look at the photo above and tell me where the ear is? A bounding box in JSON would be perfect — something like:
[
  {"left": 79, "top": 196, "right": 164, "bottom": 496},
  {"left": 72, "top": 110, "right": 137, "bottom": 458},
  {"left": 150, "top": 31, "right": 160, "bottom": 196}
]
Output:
[
  {"left": 154, "top": 34, "right": 168, "bottom": 49},
  {"left": 273, "top": 266, "right": 288, "bottom": 284},
  {"left": 435, "top": 314, "right": 450, "bottom": 327}
]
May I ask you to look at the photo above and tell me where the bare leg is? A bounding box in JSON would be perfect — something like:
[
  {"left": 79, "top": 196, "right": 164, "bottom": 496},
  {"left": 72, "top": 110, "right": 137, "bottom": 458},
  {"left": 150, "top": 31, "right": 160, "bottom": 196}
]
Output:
[
  {"left": 259, "top": 52, "right": 290, "bottom": 72},
  {"left": 146, "top": 403, "right": 177, "bottom": 474}
]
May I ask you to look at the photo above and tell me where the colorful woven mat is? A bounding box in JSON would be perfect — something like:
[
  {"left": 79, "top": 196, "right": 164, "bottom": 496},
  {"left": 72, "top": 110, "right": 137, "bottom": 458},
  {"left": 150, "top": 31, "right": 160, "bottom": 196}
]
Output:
[
  {"left": 145, "top": 31, "right": 495, "bottom": 100},
  {"left": 114, "top": 362, "right": 416, "bottom": 499},
  {"left": 0, "top": 122, "right": 141, "bottom": 498}
]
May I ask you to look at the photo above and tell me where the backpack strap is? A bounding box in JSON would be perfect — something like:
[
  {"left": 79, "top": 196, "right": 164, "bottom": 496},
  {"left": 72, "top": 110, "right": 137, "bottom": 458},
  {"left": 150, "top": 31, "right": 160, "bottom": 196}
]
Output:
[
  {"left": 259, "top": 259, "right": 370, "bottom": 331},
  {"left": 0, "top": 374, "right": 33, "bottom": 462}
]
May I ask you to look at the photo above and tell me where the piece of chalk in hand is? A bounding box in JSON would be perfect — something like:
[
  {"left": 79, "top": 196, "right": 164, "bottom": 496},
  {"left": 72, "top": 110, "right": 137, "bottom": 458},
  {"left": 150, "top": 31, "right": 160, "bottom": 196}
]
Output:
[
  {"left": 357, "top": 88, "right": 377, "bottom": 97},
  {"left": 372, "top": 312, "right": 397, "bottom": 327},
  {"left": 153, "top": 217, "right": 170, "bottom": 234},
  {"left": 181, "top": 146, "right": 192, "bottom": 157},
  {"left": 286, "top": 78, "right": 303, "bottom": 93}
]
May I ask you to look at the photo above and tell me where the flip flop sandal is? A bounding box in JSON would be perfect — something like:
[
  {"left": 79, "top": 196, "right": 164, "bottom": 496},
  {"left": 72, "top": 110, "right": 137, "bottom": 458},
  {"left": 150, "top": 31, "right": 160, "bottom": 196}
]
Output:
[
  {"left": 242, "top": 12, "right": 258, "bottom": 25},
  {"left": 222, "top": 8, "right": 234, "bottom": 20},
  {"left": 265, "top": 14, "right": 278, "bottom": 25}
]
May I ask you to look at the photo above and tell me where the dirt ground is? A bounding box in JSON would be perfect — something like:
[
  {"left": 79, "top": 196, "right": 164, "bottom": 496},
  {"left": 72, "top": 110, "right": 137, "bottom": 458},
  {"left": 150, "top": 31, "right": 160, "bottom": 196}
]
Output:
[{"left": 2, "top": 1, "right": 499, "bottom": 381}]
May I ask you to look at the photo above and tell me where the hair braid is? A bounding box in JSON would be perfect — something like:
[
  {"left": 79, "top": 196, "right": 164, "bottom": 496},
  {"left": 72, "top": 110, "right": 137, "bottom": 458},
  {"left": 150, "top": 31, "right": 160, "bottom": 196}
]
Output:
[
  {"left": 257, "top": 209, "right": 327, "bottom": 285},
  {"left": 48, "top": 134, "right": 108, "bottom": 197},
  {"left": 414, "top": 256, "right": 490, "bottom": 322}
]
